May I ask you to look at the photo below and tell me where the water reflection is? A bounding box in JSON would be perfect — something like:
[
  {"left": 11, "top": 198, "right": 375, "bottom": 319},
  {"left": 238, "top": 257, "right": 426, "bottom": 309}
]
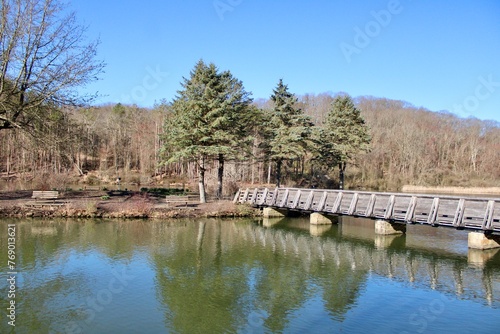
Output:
[
  {"left": 0, "top": 217, "right": 499, "bottom": 333},
  {"left": 149, "top": 218, "right": 368, "bottom": 333},
  {"left": 259, "top": 216, "right": 500, "bottom": 305}
]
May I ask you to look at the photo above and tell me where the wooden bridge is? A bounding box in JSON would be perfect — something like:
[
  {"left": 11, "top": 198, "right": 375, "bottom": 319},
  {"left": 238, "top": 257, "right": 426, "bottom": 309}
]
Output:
[{"left": 234, "top": 187, "right": 500, "bottom": 249}]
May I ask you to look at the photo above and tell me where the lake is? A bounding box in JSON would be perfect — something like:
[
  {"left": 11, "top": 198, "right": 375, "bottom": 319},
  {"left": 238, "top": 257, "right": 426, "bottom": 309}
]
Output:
[{"left": 1, "top": 216, "right": 499, "bottom": 333}]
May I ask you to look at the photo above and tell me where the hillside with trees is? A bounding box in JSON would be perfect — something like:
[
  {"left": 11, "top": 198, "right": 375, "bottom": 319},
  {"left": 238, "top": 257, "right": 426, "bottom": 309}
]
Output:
[{"left": 1, "top": 86, "right": 498, "bottom": 194}]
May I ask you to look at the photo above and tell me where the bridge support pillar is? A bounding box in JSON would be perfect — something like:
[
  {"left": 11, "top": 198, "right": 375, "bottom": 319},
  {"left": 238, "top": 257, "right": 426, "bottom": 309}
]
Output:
[
  {"left": 375, "top": 220, "right": 406, "bottom": 235},
  {"left": 262, "top": 217, "right": 283, "bottom": 227},
  {"left": 468, "top": 248, "right": 499, "bottom": 267},
  {"left": 468, "top": 232, "right": 500, "bottom": 250},
  {"left": 263, "top": 207, "right": 287, "bottom": 218},
  {"left": 374, "top": 234, "right": 405, "bottom": 249},
  {"left": 310, "top": 213, "right": 335, "bottom": 225},
  {"left": 310, "top": 224, "right": 332, "bottom": 236}
]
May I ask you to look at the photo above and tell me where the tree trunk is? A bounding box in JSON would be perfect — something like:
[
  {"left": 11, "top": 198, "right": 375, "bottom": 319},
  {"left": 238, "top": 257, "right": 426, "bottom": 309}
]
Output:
[
  {"left": 267, "top": 161, "right": 272, "bottom": 185},
  {"left": 339, "top": 161, "right": 346, "bottom": 190},
  {"left": 196, "top": 221, "right": 206, "bottom": 252},
  {"left": 217, "top": 153, "right": 224, "bottom": 199},
  {"left": 251, "top": 136, "right": 258, "bottom": 184},
  {"left": 6, "top": 132, "right": 11, "bottom": 177},
  {"left": 276, "top": 159, "right": 282, "bottom": 187},
  {"left": 198, "top": 158, "right": 207, "bottom": 203}
]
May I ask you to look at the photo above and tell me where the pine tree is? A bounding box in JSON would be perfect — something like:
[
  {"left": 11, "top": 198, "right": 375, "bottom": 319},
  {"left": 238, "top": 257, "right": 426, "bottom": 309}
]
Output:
[
  {"left": 162, "top": 60, "right": 253, "bottom": 201},
  {"left": 323, "top": 95, "right": 370, "bottom": 189},
  {"left": 266, "top": 79, "right": 314, "bottom": 187}
]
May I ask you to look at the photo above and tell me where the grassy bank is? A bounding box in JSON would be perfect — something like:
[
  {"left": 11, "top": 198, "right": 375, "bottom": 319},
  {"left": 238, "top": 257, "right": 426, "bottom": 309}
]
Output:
[
  {"left": 0, "top": 190, "right": 260, "bottom": 219},
  {"left": 401, "top": 185, "right": 500, "bottom": 196}
]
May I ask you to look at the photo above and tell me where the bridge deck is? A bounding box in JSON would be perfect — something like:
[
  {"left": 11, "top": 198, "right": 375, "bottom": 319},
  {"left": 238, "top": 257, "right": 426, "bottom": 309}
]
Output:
[{"left": 234, "top": 188, "right": 500, "bottom": 234}]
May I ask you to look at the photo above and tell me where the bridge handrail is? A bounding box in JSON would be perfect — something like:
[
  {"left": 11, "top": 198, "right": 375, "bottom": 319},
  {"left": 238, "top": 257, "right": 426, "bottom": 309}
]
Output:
[
  {"left": 244, "top": 187, "right": 499, "bottom": 201},
  {"left": 234, "top": 187, "right": 500, "bottom": 234}
]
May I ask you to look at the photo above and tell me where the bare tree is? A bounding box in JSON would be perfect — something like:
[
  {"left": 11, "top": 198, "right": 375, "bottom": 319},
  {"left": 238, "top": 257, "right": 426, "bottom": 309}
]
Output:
[{"left": 0, "top": 0, "right": 104, "bottom": 132}]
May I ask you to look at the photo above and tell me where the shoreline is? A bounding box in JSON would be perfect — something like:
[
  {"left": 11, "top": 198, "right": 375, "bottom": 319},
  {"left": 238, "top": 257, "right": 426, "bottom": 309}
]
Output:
[
  {"left": 0, "top": 190, "right": 260, "bottom": 219},
  {"left": 0, "top": 205, "right": 260, "bottom": 219}
]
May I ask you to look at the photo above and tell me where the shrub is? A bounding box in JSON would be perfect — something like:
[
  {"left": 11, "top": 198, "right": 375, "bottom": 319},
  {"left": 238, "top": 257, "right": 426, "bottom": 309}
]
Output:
[
  {"left": 140, "top": 187, "right": 186, "bottom": 196},
  {"left": 85, "top": 174, "right": 100, "bottom": 186},
  {"left": 128, "top": 197, "right": 154, "bottom": 216}
]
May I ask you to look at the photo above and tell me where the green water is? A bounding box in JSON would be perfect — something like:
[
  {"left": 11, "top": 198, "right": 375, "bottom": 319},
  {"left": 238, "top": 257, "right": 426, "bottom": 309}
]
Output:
[{"left": 1, "top": 217, "right": 499, "bottom": 333}]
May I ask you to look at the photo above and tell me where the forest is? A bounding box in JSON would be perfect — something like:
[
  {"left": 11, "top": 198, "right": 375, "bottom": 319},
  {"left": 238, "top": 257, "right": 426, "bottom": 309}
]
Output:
[{"left": 1, "top": 89, "right": 498, "bottom": 196}]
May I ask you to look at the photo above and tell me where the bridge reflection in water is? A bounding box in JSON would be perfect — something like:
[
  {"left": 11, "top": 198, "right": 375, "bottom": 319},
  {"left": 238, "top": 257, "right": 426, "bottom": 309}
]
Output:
[
  {"left": 261, "top": 218, "right": 499, "bottom": 306},
  {"left": 152, "top": 217, "right": 500, "bottom": 308}
]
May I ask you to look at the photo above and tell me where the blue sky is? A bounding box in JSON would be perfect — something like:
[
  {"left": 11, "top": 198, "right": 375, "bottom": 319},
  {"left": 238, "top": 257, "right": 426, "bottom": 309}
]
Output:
[{"left": 71, "top": 0, "right": 500, "bottom": 122}]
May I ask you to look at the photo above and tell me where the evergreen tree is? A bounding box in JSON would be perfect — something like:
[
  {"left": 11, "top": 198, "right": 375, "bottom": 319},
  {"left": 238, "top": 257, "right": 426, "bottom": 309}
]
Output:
[
  {"left": 266, "top": 79, "right": 314, "bottom": 187},
  {"left": 309, "top": 126, "right": 339, "bottom": 186},
  {"left": 323, "top": 95, "right": 370, "bottom": 189},
  {"left": 162, "top": 60, "right": 253, "bottom": 202}
]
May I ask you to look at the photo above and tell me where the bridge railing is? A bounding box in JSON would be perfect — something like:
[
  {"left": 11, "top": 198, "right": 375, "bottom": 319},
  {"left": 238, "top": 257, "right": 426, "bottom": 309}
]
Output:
[{"left": 234, "top": 187, "right": 500, "bottom": 233}]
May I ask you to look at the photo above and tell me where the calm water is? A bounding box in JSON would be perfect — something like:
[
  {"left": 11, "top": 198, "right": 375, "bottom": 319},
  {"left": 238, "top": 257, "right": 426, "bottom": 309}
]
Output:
[{"left": 1, "top": 216, "right": 500, "bottom": 334}]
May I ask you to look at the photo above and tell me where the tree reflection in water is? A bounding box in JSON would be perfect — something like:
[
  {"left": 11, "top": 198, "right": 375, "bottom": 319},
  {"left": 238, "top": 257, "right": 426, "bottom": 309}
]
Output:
[{"left": 0, "top": 217, "right": 499, "bottom": 333}]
